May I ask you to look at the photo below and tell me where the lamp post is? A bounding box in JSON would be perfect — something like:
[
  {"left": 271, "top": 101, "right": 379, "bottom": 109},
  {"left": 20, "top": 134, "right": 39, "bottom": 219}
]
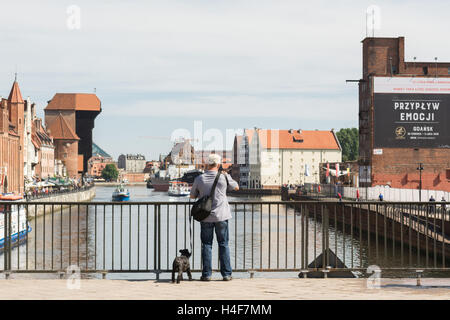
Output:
[
  {"left": 417, "top": 163, "right": 424, "bottom": 201},
  {"left": 363, "top": 166, "right": 369, "bottom": 200},
  {"left": 435, "top": 57, "right": 438, "bottom": 77}
]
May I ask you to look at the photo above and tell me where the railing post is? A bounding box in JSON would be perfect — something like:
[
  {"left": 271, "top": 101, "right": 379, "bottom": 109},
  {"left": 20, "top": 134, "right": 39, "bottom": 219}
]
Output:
[
  {"left": 3, "top": 205, "right": 7, "bottom": 273},
  {"left": 324, "top": 206, "right": 330, "bottom": 267},
  {"left": 5, "top": 204, "right": 12, "bottom": 274},
  {"left": 321, "top": 204, "right": 326, "bottom": 269},
  {"left": 154, "top": 204, "right": 161, "bottom": 280}
]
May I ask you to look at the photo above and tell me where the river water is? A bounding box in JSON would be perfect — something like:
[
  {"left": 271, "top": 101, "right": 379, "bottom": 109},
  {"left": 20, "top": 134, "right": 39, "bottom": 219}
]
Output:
[{"left": 1, "top": 185, "right": 444, "bottom": 279}]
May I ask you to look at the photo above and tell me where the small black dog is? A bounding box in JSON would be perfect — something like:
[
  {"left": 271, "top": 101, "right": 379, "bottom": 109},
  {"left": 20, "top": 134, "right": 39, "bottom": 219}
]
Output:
[{"left": 171, "top": 249, "right": 192, "bottom": 283}]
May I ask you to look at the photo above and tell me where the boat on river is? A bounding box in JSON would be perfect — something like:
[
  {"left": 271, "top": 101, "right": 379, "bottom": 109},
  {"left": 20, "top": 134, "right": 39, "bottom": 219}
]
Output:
[
  {"left": 168, "top": 181, "right": 190, "bottom": 197},
  {"left": 112, "top": 185, "right": 130, "bottom": 201},
  {"left": 151, "top": 176, "right": 171, "bottom": 192},
  {"left": 0, "top": 195, "right": 32, "bottom": 250}
]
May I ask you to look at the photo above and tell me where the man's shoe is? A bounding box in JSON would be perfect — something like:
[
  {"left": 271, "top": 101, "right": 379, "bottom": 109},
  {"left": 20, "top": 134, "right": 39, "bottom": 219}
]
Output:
[
  {"left": 200, "top": 276, "right": 211, "bottom": 281},
  {"left": 223, "top": 276, "right": 232, "bottom": 281}
]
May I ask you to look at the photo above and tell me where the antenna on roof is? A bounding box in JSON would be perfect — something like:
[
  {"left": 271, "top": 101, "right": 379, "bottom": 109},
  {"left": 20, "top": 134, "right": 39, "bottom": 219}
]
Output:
[
  {"left": 94, "top": 88, "right": 96, "bottom": 93},
  {"left": 372, "top": 7, "right": 375, "bottom": 37},
  {"left": 365, "top": 9, "right": 368, "bottom": 37}
]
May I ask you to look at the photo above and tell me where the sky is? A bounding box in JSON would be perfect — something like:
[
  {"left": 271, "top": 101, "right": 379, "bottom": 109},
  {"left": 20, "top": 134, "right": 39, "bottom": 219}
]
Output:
[{"left": 1, "top": 0, "right": 449, "bottom": 160}]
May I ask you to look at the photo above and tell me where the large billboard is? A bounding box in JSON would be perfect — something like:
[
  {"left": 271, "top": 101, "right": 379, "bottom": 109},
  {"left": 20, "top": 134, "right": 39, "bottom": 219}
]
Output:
[{"left": 373, "top": 77, "right": 450, "bottom": 148}]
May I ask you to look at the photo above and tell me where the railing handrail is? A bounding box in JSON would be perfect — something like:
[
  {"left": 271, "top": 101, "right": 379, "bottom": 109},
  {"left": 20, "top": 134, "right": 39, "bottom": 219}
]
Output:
[{"left": 2, "top": 199, "right": 448, "bottom": 205}]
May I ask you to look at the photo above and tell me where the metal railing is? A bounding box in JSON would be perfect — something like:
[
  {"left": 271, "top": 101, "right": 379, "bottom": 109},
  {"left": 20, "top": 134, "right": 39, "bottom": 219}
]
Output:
[{"left": 0, "top": 201, "right": 449, "bottom": 277}]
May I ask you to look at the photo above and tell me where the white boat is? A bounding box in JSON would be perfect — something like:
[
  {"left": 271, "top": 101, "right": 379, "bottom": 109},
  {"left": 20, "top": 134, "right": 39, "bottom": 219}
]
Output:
[
  {"left": 168, "top": 181, "right": 190, "bottom": 197},
  {"left": 112, "top": 185, "right": 130, "bottom": 201},
  {"left": 0, "top": 196, "right": 32, "bottom": 250}
]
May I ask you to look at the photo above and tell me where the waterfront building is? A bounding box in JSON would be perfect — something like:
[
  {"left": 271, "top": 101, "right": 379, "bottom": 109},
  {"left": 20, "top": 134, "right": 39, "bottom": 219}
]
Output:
[
  {"left": 143, "top": 161, "right": 160, "bottom": 175},
  {"left": 0, "top": 79, "right": 41, "bottom": 193},
  {"left": 33, "top": 118, "right": 55, "bottom": 179},
  {"left": 164, "top": 139, "right": 195, "bottom": 166},
  {"left": 358, "top": 37, "right": 450, "bottom": 192},
  {"left": 235, "top": 128, "right": 341, "bottom": 188},
  {"left": 234, "top": 129, "right": 255, "bottom": 188},
  {"left": 118, "top": 154, "right": 146, "bottom": 173},
  {"left": 23, "top": 97, "right": 37, "bottom": 182},
  {"left": 230, "top": 135, "right": 243, "bottom": 183},
  {"left": 88, "top": 156, "right": 115, "bottom": 178},
  {"left": 88, "top": 143, "right": 114, "bottom": 178},
  {"left": 45, "top": 93, "right": 102, "bottom": 178},
  {"left": 0, "top": 97, "right": 21, "bottom": 193}
]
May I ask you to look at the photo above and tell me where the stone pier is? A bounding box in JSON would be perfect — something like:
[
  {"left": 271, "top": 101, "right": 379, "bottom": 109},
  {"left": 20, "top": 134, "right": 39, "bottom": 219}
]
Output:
[{"left": 25, "top": 187, "right": 96, "bottom": 218}]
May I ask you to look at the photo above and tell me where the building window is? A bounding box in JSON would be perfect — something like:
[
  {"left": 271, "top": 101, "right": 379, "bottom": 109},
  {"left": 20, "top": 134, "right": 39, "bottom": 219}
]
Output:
[{"left": 447, "top": 169, "right": 450, "bottom": 180}]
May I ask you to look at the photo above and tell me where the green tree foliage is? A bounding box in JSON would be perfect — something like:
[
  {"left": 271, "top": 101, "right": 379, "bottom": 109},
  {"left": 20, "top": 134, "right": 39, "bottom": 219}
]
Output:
[
  {"left": 336, "top": 128, "right": 359, "bottom": 162},
  {"left": 101, "top": 164, "right": 119, "bottom": 181}
]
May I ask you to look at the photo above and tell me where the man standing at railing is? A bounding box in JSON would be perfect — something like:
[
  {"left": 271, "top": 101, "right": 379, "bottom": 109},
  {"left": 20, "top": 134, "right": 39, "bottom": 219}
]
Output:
[
  {"left": 190, "top": 154, "right": 239, "bottom": 281},
  {"left": 429, "top": 195, "right": 436, "bottom": 214}
]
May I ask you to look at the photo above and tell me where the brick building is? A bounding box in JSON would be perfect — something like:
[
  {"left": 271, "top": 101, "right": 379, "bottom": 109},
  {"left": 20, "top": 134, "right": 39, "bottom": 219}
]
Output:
[
  {"left": 0, "top": 95, "right": 21, "bottom": 193},
  {"left": 45, "top": 93, "right": 101, "bottom": 178},
  {"left": 0, "top": 79, "right": 56, "bottom": 193},
  {"left": 358, "top": 37, "right": 450, "bottom": 192},
  {"left": 88, "top": 143, "right": 115, "bottom": 178},
  {"left": 88, "top": 156, "right": 116, "bottom": 178},
  {"left": 33, "top": 118, "right": 55, "bottom": 179}
]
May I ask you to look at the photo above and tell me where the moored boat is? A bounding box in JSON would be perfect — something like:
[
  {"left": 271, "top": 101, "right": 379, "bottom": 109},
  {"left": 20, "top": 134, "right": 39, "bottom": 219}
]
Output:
[
  {"left": 151, "top": 177, "right": 170, "bottom": 192},
  {"left": 0, "top": 195, "right": 32, "bottom": 250}
]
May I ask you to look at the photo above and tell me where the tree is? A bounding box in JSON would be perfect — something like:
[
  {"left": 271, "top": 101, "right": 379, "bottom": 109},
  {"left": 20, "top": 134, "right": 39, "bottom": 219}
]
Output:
[
  {"left": 336, "top": 128, "right": 359, "bottom": 162},
  {"left": 101, "top": 164, "right": 119, "bottom": 182}
]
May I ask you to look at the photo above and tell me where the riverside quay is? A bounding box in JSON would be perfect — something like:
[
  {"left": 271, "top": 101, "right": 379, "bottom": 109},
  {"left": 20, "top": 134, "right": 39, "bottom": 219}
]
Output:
[{"left": 0, "top": 199, "right": 448, "bottom": 278}]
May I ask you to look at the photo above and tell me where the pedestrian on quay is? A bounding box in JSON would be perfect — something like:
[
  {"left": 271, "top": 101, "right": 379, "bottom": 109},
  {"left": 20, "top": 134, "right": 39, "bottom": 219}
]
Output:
[
  {"left": 379, "top": 193, "right": 383, "bottom": 201},
  {"left": 190, "top": 154, "right": 239, "bottom": 281},
  {"left": 441, "top": 197, "right": 448, "bottom": 219},
  {"left": 338, "top": 192, "right": 342, "bottom": 202},
  {"left": 429, "top": 195, "right": 436, "bottom": 214}
]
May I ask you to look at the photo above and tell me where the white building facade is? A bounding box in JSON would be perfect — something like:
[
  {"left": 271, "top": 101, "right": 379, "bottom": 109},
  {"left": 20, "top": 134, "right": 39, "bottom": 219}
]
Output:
[{"left": 238, "top": 129, "right": 342, "bottom": 188}]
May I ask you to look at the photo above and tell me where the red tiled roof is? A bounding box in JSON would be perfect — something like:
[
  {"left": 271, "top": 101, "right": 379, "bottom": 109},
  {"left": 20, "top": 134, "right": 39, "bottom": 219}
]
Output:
[
  {"left": 256, "top": 129, "right": 340, "bottom": 150},
  {"left": 45, "top": 93, "right": 101, "bottom": 112},
  {"left": 46, "top": 113, "right": 80, "bottom": 140},
  {"left": 31, "top": 133, "right": 40, "bottom": 149},
  {"left": 8, "top": 81, "right": 24, "bottom": 104}
]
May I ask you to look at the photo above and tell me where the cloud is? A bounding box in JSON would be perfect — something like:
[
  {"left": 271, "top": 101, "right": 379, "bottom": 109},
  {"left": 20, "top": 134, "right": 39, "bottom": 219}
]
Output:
[{"left": 1, "top": 0, "right": 449, "bottom": 158}]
